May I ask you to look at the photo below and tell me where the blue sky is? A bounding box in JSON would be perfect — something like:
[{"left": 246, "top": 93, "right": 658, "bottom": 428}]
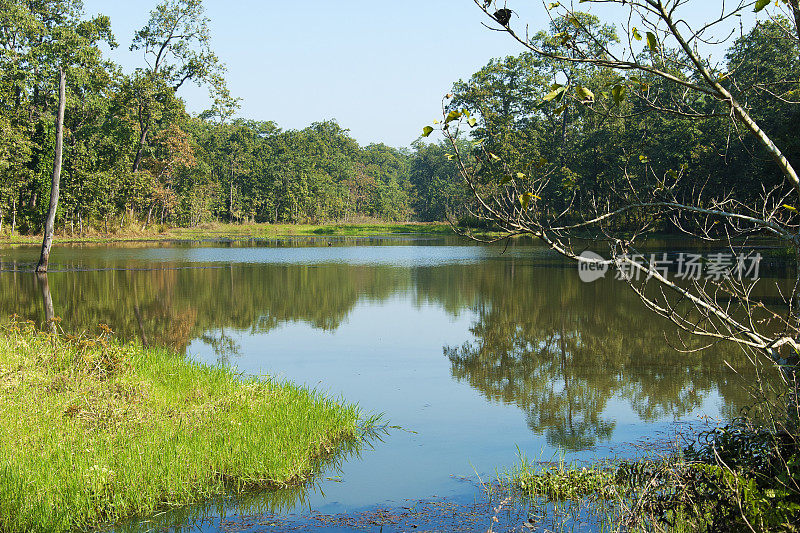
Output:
[{"left": 81, "top": 0, "right": 757, "bottom": 149}]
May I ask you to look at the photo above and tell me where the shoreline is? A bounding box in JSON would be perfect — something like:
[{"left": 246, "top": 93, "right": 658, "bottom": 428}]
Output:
[
  {"left": 0, "top": 321, "right": 369, "bottom": 533},
  {"left": 0, "top": 222, "right": 461, "bottom": 246}
]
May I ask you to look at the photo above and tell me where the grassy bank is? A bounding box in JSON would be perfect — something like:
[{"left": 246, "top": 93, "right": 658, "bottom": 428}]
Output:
[
  {"left": 0, "top": 320, "right": 367, "bottom": 533},
  {"left": 0, "top": 222, "right": 459, "bottom": 245}
]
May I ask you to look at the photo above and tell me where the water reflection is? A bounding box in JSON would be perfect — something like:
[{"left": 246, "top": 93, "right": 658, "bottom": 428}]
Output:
[
  {"left": 0, "top": 242, "right": 777, "bottom": 454},
  {"left": 35, "top": 273, "right": 56, "bottom": 333},
  {"left": 439, "top": 265, "right": 758, "bottom": 450}
]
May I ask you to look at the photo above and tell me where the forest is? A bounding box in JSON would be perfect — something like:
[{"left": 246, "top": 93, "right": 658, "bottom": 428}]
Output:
[{"left": 0, "top": 0, "right": 797, "bottom": 236}]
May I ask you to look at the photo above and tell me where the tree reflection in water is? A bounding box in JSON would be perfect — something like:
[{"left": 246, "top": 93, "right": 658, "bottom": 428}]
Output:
[
  {"left": 440, "top": 263, "right": 774, "bottom": 450},
  {"left": 0, "top": 250, "right": 778, "bottom": 453}
]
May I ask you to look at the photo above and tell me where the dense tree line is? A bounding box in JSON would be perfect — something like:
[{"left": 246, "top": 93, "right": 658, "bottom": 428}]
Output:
[
  {"left": 2, "top": 2, "right": 796, "bottom": 237},
  {"left": 445, "top": 13, "right": 799, "bottom": 232},
  {"left": 0, "top": 0, "right": 468, "bottom": 237}
]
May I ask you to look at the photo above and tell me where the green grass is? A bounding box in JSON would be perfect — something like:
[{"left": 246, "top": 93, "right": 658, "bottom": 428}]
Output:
[
  {"left": 155, "top": 221, "right": 458, "bottom": 240},
  {"left": 0, "top": 319, "right": 369, "bottom": 533},
  {"left": 0, "top": 222, "right": 458, "bottom": 245}
]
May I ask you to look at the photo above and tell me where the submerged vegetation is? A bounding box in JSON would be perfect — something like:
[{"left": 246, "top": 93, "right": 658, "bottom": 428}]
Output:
[
  {"left": 0, "top": 318, "right": 367, "bottom": 533},
  {"left": 502, "top": 406, "right": 800, "bottom": 531}
]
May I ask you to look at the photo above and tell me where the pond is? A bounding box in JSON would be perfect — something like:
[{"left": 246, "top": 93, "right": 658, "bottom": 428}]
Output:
[{"left": 0, "top": 236, "right": 784, "bottom": 531}]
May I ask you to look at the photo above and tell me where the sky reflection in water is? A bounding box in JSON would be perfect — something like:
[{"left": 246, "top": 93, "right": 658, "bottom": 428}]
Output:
[{"left": 0, "top": 237, "right": 773, "bottom": 528}]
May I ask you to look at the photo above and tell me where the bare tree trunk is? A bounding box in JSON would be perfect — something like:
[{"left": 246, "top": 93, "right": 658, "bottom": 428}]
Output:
[
  {"left": 36, "top": 68, "right": 66, "bottom": 274},
  {"left": 132, "top": 125, "right": 149, "bottom": 173}
]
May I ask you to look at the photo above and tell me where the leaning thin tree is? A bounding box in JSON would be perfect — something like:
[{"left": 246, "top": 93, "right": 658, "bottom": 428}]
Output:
[
  {"left": 33, "top": 7, "right": 115, "bottom": 272},
  {"left": 428, "top": 0, "right": 800, "bottom": 376},
  {"left": 36, "top": 67, "right": 65, "bottom": 273}
]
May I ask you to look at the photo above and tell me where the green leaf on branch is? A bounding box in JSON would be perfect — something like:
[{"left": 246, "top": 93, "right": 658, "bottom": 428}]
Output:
[
  {"left": 444, "top": 110, "right": 462, "bottom": 124},
  {"left": 422, "top": 126, "right": 434, "bottom": 137},
  {"left": 468, "top": 117, "right": 478, "bottom": 127},
  {"left": 547, "top": 2, "right": 560, "bottom": 9},
  {"left": 543, "top": 85, "right": 566, "bottom": 102},
  {"left": 489, "top": 153, "right": 501, "bottom": 161},
  {"left": 639, "top": 155, "right": 649, "bottom": 164},
  {"left": 782, "top": 204, "right": 797, "bottom": 212},
  {"left": 646, "top": 32, "right": 658, "bottom": 52},
  {"left": 754, "top": 0, "right": 770, "bottom": 11},
  {"left": 516, "top": 172, "right": 526, "bottom": 179},
  {"left": 576, "top": 86, "right": 594, "bottom": 102},
  {"left": 519, "top": 192, "right": 541, "bottom": 210},
  {"left": 612, "top": 84, "right": 626, "bottom": 105}
]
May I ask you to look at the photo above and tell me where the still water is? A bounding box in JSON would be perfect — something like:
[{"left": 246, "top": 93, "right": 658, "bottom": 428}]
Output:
[{"left": 0, "top": 236, "right": 779, "bottom": 531}]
